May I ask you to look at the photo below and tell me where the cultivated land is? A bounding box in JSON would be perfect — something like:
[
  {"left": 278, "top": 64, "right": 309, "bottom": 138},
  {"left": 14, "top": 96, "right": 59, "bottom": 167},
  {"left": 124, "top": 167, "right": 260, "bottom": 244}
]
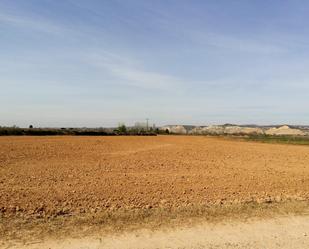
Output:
[{"left": 1, "top": 135, "right": 309, "bottom": 247}]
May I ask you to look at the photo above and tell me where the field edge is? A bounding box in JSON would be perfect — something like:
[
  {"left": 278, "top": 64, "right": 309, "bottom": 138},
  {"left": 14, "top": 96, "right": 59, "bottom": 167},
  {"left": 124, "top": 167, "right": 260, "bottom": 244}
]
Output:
[{"left": 1, "top": 200, "right": 309, "bottom": 244}]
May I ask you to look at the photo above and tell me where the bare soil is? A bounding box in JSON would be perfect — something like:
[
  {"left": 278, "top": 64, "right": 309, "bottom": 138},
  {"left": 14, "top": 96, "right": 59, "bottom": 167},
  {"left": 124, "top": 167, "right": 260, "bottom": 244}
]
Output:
[
  {"left": 1, "top": 135, "right": 309, "bottom": 248},
  {"left": 1, "top": 135, "right": 309, "bottom": 218}
]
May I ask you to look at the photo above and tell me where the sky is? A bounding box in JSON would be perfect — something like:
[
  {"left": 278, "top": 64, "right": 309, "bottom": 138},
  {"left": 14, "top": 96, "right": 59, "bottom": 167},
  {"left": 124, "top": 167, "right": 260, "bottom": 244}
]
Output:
[{"left": 1, "top": 0, "right": 309, "bottom": 127}]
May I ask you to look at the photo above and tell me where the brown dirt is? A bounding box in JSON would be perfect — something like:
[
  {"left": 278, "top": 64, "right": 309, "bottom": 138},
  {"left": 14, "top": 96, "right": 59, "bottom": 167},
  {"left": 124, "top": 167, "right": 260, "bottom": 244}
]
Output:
[{"left": 1, "top": 135, "right": 309, "bottom": 219}]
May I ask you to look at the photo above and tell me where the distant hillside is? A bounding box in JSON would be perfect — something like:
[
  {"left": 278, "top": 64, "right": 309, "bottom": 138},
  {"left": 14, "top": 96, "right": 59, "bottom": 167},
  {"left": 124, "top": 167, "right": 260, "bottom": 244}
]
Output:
[{"left": 159, "top": 124, "right": 309, "bottom": 136}]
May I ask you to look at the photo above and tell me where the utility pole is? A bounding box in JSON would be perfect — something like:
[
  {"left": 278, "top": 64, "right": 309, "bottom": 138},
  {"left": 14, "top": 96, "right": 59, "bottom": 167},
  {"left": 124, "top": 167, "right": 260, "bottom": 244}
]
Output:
[{"left": 146, "top": 118, "right": 149, "bottom": 131}]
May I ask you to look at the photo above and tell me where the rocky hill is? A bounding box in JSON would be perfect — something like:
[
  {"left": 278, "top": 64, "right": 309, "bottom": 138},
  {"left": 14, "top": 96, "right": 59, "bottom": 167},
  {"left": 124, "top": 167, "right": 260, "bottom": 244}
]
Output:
[{"left": 160, "top": 125, "right": 309, "bottom": 136}]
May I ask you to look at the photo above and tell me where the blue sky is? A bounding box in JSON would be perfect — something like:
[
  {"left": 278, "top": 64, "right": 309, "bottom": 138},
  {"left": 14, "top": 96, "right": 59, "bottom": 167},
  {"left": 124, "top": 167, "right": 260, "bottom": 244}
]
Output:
[{"left": 1, "top": 0, "right": 309, "bottom": 127}]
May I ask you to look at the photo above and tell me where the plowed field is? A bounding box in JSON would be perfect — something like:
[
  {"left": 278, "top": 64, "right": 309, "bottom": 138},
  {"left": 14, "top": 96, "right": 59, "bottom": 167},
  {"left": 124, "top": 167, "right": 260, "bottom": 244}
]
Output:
[{"left": 1, "top": 135, "right": 309, "bottom": 218}]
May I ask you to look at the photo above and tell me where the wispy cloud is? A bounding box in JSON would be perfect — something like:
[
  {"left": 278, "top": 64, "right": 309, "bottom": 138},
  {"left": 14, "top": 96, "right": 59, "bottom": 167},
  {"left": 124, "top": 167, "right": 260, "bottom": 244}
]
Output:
[
  {"left": 0, "top": 13, "right": 65, "bottom": 34},
  {"left": 86, "top": 52, "right": 186, "bottom": 92},
  {"left": 192, "top": 32, "right": 287, "bottom": 54},
  {"left": 142, "top": 3, "right": 288, "bottom": 55}
]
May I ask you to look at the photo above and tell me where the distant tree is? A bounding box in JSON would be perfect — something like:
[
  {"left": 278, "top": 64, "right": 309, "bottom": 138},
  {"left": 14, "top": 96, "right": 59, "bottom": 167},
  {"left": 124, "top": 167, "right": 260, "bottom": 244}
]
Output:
[
  {"left": 165, "top": 129, "right": 170, "bottom": 134},
  {"left": 29, "top": 125, "right": 33, "bottom": 129},
  {"left": 117, "top": 124, "right": 127, "bottom": 134}
]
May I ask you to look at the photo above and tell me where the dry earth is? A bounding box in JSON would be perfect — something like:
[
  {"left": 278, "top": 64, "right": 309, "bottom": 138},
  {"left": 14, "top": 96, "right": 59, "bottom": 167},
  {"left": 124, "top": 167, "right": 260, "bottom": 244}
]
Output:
[
  {"left": 1, "top": 135, "right": 309, "bottom": 248},
  {"left": 1, "top": 135, "right": 309, "bottom": 218},
  {"left": 2, "top": 214, "right": 309, "bottom": 249}
]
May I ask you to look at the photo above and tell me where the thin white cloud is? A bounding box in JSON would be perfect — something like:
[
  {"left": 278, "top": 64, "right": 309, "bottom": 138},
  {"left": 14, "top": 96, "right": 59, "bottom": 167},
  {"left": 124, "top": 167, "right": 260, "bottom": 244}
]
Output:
[
  {"left": 0, "top": 13, "right": 65, "bottom": 34},
  {"left": 144, "top": 5, "right": 287, "bottom": 54},
  {"left": 87, "top": 52, "right": 186, "bottom": 91},
  {"left": 103, "top": 63, "right": 183, "bottom": 90},
  {"left": 196, "top": 32, "right": 287, "bottom": 54}
]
